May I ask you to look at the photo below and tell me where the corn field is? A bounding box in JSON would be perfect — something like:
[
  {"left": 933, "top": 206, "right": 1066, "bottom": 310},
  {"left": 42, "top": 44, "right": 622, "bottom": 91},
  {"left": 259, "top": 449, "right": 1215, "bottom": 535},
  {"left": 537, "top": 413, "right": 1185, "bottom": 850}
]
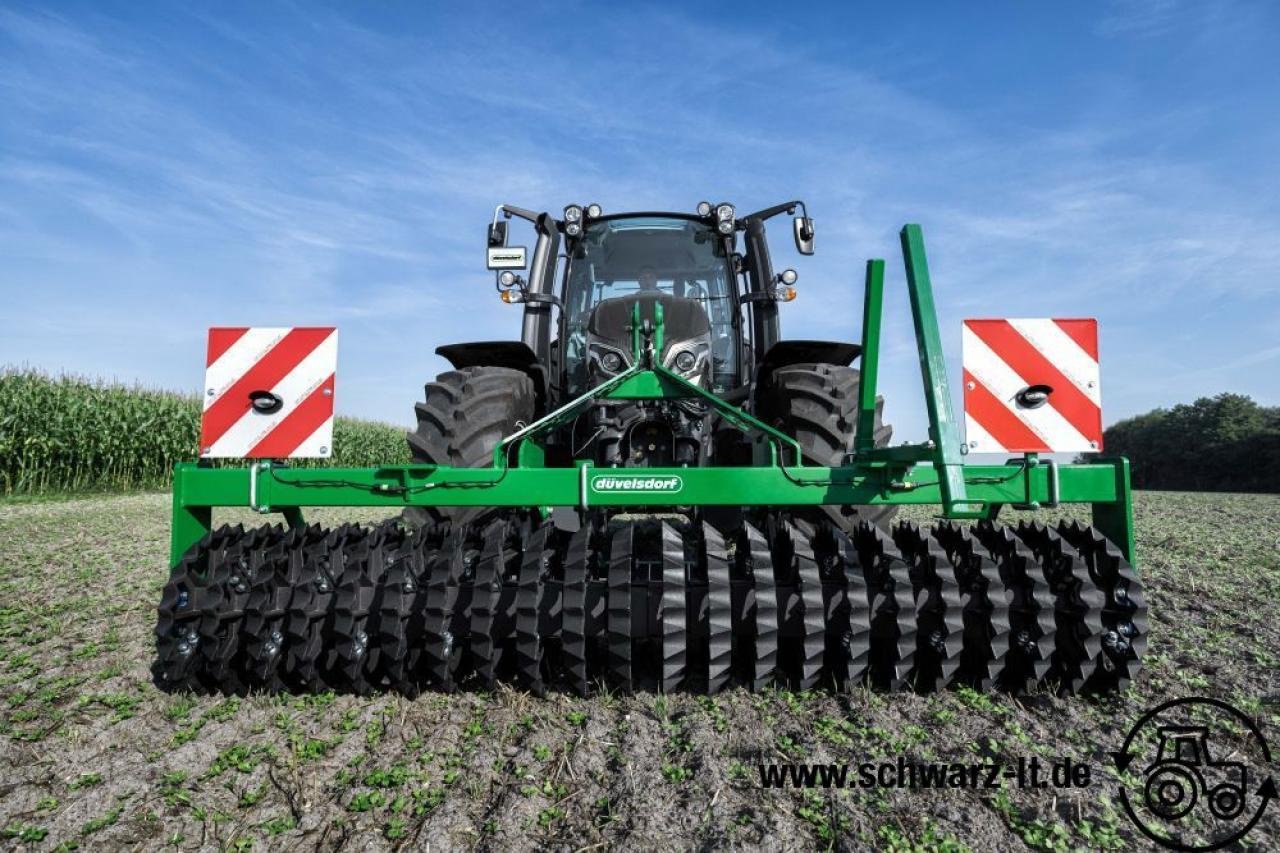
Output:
[{"left": 0, "top": 368, "right": 410, "bottom": 495}]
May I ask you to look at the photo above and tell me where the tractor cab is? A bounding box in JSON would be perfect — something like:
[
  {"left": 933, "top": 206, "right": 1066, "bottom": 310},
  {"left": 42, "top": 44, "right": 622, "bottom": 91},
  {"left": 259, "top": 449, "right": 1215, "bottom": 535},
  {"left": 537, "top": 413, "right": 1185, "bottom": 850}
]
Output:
[
  {"left": 561, "top": 215, "right": 737, "bottom": 394},
  {"left": 486, "top": 201, "right": 814, "bottom": 405}
]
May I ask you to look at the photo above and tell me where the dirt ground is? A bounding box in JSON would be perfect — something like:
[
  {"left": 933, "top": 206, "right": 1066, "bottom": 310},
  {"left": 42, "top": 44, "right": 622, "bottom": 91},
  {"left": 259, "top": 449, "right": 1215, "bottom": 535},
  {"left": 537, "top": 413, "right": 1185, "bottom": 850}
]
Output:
[{"left": 1, "top": 491, "right": 1278, "bottom": 851}]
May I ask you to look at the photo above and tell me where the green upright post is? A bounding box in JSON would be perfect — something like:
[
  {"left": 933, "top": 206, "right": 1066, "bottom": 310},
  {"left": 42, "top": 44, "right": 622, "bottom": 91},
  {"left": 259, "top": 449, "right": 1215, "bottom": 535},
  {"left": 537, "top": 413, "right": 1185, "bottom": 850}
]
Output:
[
  {"left": 1092, "top": 457, "right": 1138, "bottom": 569},
  {"left": 899, "top": 224, "right": 978, "bottom": 516},
  {"left": 855, "top": 259, "right": 885, "bottom": 456},
  {"left": 170, "top": 463, "right": 211, "bottom": 568}
]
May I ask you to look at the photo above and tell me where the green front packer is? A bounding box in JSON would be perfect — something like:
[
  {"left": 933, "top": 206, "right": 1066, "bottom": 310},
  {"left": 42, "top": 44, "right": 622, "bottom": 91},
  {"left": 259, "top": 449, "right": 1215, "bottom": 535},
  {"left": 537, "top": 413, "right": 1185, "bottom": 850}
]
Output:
[{"left": 155, "top": 225, "right": 1146, "bottom": 697}]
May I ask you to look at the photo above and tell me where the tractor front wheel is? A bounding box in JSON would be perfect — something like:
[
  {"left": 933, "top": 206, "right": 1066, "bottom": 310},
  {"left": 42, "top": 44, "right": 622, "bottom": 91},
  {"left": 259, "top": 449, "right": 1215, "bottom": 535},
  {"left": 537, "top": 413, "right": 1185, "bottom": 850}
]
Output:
[
  {"left": 759, "top": 362, "right": 895, "bottom": 531},
  {"left": 405, "top": 365, "right": 536, "bottom": 529}
]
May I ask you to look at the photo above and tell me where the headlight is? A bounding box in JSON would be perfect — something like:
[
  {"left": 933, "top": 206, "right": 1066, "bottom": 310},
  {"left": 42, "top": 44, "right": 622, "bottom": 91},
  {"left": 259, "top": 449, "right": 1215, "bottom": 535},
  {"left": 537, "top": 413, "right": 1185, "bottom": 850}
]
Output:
[
  {"left": 696, "top": 201, "right": 712, "bottom": 217},
  {"left": 586, "top": 203, "right": 602, "bottom": 219},
  {"left": 589, "top": 341, "right": 630, "bottom": 374},
  {"left": 662, "top": 341, "right": 710, "bottom": 377},
  {"left": 715, "top": 203, "right": 734, "bottom": 221},
  {"left": 717, "top": 219, "right": 734, "bottom": 235},
  {"left": 566, "top": 221, "right": 582, "bottom": 237},
  {"left": 564, "top": 205, "right": 583, "bottom": 223}
]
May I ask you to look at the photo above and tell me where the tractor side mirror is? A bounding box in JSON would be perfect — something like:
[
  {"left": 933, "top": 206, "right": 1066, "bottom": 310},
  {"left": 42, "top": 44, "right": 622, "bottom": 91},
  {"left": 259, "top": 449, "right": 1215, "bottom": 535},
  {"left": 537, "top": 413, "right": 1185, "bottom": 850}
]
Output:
[
  {"left": 793, "top": 216, "right": 815, "bottom": 255},
  {"left": 486, "top": 221, "right": 529, "bottom": 271},
  {"left": 488, "top": 220, "right": 508, "bottom": 247}
]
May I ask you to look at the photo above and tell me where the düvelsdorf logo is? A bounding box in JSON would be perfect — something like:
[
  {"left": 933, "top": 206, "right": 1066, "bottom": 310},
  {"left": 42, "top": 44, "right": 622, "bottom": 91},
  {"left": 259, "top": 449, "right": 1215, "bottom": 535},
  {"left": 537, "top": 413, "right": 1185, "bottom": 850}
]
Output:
[
  {"left": 1113, "top": 696, "right": 1276, "bottom": 851},
  {"left": 590, "top": 475, "right": 683, "bottom": 494}
]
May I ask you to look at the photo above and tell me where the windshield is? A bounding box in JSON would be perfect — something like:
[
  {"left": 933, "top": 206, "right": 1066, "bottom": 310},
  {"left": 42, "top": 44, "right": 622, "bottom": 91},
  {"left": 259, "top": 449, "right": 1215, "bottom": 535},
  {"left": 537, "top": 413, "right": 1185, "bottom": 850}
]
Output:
[{"left": 561, "top": 216, "right": 738, "bottom": 391}]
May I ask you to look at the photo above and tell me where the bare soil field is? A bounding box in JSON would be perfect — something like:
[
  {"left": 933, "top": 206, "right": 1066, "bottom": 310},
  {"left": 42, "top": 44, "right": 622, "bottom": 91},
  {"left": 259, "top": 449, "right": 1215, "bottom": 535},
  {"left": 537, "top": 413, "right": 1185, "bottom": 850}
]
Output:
[{"left": 1, "top": 491, "right": 1278, "bottom": 851}]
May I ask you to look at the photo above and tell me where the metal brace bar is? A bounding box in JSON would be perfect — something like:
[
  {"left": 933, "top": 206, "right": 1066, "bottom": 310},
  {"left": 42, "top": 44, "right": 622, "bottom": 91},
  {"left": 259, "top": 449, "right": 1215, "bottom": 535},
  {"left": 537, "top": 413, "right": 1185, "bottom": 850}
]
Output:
[
  {"left": 900, "top": 224, "right": 983, "bottom": 517},
  {"left": 855, "top": 259, "right": 885, "bottom": 457},
  {"left": 249, "top": 461, "right": 268, "bottom": 513}
]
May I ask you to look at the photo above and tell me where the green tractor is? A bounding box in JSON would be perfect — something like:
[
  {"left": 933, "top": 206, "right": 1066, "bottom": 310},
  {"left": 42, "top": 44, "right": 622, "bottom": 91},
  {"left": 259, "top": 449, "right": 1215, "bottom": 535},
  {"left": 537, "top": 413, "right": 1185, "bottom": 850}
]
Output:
[{"left": 152, "top": 204, "right": 1147, "bottom": 697}]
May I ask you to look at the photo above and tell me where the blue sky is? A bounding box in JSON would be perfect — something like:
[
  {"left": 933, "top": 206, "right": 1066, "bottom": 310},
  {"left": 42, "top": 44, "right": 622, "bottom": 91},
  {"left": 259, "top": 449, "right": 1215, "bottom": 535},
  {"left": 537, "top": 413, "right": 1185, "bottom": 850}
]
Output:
[{"left": 2, "top": 1, "right": 1277, "bottom": 445}]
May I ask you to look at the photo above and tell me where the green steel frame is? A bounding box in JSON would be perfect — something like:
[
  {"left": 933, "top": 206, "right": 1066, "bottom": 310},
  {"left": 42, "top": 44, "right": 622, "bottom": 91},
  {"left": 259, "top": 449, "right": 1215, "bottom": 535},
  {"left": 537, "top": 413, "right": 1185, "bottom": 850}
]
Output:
[{"left": 170, "top": 225, "right": 1136, "bottom": 570}]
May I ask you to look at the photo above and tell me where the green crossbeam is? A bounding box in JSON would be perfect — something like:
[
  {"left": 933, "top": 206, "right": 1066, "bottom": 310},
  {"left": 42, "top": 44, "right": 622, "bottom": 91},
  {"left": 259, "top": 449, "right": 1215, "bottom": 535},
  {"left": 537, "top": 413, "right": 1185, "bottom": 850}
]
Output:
[{"left": 170, "top": 456, "right": 1135, "bottom": 567}]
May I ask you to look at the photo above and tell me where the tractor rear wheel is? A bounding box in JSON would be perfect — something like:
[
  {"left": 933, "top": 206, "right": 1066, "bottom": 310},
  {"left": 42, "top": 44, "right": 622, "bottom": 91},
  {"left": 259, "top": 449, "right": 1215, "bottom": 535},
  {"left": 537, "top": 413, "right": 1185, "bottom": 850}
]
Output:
[
  {"left": 405, "top": 366, "right": 536, "bottom": 529},
  {"left": 759, "top": 362, "right": 895, "bottom": 530}
]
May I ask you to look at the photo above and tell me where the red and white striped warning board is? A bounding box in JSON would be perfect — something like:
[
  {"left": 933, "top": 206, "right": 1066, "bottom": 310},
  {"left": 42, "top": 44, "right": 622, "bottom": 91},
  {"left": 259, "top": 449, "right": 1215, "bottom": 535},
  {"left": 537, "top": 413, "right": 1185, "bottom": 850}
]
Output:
[
  {"left": 962, "top": 319, "right": 1102, "bottom": 454},
  {"left": 200, "top": 327, "right": 338, "bottom": 459}
]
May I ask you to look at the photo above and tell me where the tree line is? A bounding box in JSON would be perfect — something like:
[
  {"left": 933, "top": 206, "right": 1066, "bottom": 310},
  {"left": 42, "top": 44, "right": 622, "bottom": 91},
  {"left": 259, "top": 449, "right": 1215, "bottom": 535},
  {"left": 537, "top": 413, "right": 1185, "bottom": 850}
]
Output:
[{"left": 1099, "top": 393, "right": 1280, "bottom": 493}]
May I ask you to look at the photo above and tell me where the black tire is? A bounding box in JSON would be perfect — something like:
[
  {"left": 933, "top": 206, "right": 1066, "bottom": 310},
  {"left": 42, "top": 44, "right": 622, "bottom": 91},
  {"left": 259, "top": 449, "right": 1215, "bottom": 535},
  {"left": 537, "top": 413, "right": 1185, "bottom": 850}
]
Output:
[
  {"left": 759, "top": 362, "right": 895, "bottom": 530},
  {"left": 405, "top": 366, "right": 536, "bottom": 529}
]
